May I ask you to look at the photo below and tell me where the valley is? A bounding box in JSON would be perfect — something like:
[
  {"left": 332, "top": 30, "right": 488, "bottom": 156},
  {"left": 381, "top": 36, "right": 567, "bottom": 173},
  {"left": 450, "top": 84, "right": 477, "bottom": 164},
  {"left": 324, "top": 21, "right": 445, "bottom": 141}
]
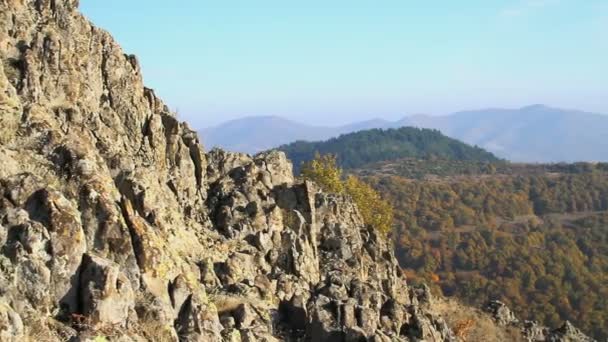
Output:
[
  {"left": 279, "top": 128, "right": 608, "bottom": 340},
  {"left": 361, "top": 161, "right": 608, "bottom": 340},
  {"left": 1, "top": 1, "right": 604, "bottom": 341}
]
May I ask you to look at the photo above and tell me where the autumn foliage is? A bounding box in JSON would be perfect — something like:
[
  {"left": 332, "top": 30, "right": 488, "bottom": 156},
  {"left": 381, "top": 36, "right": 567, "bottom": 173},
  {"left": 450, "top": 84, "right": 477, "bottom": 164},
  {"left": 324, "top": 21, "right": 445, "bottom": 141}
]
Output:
[
  {"left": 301, "top": 153, "right": 394, "bottom": 235},
  {"left": 365, "top": 168, "right": 608, "bottom": 340},
  {"left": 300, "top": 153, "right": 344, "bottom": 193}
]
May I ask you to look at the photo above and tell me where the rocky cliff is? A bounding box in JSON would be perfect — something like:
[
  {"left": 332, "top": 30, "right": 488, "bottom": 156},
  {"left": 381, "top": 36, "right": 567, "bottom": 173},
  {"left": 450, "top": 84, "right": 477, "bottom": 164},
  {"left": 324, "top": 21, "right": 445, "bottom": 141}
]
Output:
[{"left": 0, "top": 1, "right": 595, "bottom": 341}]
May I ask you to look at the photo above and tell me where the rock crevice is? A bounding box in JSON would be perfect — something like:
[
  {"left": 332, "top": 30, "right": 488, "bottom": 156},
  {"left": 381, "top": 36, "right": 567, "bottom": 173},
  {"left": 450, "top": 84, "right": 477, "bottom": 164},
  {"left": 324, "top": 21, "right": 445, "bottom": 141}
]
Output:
[{"left": 0, "top": 1, "right": 594, "bottom": 341}]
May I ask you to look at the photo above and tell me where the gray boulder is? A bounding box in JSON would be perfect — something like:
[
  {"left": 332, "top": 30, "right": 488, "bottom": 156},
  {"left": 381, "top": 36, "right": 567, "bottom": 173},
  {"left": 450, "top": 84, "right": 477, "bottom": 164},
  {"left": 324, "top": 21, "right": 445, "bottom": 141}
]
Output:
[{"left": 79, "top": 254, "right": 135, "bottom": 327}]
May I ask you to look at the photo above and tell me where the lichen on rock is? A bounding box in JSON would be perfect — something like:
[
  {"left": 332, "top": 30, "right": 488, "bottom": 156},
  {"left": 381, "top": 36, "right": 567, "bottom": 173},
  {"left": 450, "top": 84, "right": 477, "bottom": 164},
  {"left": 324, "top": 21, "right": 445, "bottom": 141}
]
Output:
[{"left": 0, "top": 1, "right": 595, "bottom": 341}]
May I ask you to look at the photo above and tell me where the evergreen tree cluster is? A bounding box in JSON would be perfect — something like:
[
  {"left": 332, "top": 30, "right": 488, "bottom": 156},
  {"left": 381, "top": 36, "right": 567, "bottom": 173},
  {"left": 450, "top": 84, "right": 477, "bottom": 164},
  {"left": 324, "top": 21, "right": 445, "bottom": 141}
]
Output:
[{"left": 278, "top": 127, "right": 499, "bottom": 172}]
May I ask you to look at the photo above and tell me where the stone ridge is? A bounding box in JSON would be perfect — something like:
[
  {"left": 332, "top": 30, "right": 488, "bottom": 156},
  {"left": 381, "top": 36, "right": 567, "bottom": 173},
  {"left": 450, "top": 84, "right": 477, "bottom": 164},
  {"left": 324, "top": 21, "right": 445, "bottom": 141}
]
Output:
[{"left": 0, "top": 1, "right": 594, "bottom": 341}]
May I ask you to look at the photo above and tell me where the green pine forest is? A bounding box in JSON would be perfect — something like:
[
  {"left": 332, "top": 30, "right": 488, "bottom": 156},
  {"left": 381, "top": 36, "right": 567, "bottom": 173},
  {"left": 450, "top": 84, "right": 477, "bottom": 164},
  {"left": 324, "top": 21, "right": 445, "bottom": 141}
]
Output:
[{"left": 278, "top": 127, "right": 499, "bottom": 171}]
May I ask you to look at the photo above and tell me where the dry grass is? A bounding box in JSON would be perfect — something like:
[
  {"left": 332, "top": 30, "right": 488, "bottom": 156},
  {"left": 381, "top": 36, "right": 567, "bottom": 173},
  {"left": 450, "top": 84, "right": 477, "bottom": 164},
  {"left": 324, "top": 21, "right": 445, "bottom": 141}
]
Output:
[
  {"left": 453, "top": 319, "right": 475, "bottom": 341},
  {"left": 209, "top": 293, "right": 248, "bottom": 315},
  {"left": 130, "top": 318, "right": 176, "bottom": 342},
  {"left": 431, "top": 298, "right": 524, "bottom": 342},
  {"left": 24, "top": 302, "right": 176, "bottom": 341},
  {"left": 209, "top": 291, "right": 276, "bottom": 318},
  {"left": 130, "top": 292, "right": 179, "bottom": 342},
  {"left": 23, "top": 315, "right": 76, "bottom": 342}
]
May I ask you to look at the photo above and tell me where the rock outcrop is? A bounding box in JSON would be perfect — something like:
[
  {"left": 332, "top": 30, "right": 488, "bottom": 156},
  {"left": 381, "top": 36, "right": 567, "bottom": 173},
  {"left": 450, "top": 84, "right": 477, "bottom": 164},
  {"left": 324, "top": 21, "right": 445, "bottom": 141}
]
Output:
[
  {"left": 484, "top": 301, "right": 595, "bottom": 342},
  {"left": 484, "top": 301, "right": 520, "bottom": 327},
  {"left": 0, "top": 1, "right": 594, "bottom": 341}
]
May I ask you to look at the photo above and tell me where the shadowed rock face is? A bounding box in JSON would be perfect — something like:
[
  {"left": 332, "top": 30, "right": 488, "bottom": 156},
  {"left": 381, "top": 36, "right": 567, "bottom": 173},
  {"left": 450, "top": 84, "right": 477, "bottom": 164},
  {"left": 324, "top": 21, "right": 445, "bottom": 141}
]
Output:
[{"left": 0, "top": 1, "right": 594, "bottom": 341}]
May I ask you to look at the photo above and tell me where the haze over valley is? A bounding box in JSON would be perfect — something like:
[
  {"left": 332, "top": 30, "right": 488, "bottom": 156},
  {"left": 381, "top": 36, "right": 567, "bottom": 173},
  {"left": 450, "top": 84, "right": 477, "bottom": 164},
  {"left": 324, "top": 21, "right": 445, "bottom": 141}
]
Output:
[
  {"left": 203, "top": 104, "right": 608, "bottom": 163},
  {"left": 0, "top": 1, "right": 605, "bottom": 341}
]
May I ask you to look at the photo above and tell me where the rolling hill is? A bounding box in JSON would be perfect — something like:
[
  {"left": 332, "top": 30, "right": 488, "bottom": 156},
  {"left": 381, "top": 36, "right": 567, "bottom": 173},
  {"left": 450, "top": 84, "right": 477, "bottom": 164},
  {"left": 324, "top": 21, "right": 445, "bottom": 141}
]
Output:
[
  {"left": 276, "top": 127, "right": 500, "bottom": 171},
  {"left": 200, "top": 115, "right": 389, "bottom": 154}
]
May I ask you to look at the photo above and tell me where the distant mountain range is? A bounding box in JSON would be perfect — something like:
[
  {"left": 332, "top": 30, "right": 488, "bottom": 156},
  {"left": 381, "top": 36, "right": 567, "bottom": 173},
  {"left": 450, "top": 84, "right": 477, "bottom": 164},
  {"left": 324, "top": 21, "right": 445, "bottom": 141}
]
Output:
[
  {"left": 200, "top": 116, "right": 387, "bottom": 155},
  {"left": 201, "top": 105, "right": 608, "bottom": 162}
]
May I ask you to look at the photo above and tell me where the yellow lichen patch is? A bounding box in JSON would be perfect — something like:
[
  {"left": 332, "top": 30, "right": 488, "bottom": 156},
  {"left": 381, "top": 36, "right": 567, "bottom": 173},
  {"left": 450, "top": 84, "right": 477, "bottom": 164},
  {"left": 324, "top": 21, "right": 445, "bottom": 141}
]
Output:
[
  {"left": 120, "top": 198, "right": 167, "bottom": 276},
  {"left": 0, "top": 62, "right": 22, "bottom": 145}
]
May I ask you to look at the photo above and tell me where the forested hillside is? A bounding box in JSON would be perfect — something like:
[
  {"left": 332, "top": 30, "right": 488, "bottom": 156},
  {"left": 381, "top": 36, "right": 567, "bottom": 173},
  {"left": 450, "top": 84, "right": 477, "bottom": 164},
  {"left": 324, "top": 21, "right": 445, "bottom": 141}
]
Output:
[
  {"left": 279, "top": 129, "right": 608, "bottom": 340},
  {"left": 355, "top": 158, "right": 608, "bottom": 179},
  {"left": 361, "top": 162, "right": 608, "bottom": 340},
  {"left": 277, "top": 127, "right": 499, "bottom": 171}
]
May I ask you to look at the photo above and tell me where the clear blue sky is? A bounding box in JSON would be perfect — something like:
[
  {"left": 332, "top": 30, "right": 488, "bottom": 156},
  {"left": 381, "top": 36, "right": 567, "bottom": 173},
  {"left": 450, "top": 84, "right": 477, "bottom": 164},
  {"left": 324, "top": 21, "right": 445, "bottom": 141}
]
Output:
[{"left": 80, "top": 0, "right": 607, "bottom": 127}]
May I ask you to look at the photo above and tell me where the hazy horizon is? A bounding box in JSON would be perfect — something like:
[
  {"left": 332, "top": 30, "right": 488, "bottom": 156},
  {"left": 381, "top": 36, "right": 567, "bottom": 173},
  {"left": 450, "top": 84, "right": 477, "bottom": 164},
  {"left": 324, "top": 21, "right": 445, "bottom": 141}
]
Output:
[
  {"left": 202, "top": 103, "right": 607, "bottom": 129},
  {"left": 81, "top": 1, "right": 608, "bottom": 127}
]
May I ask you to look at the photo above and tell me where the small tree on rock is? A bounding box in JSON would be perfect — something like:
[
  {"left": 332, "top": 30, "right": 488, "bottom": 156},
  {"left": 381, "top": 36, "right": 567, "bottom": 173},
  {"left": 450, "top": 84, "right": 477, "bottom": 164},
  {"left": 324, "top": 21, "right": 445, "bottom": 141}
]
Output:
[
  {"left": 300, "top": 153, "right": 344, "bottom": 193},
  {"left": 300, "top": 153, "right": 394, "bottom": 235}
]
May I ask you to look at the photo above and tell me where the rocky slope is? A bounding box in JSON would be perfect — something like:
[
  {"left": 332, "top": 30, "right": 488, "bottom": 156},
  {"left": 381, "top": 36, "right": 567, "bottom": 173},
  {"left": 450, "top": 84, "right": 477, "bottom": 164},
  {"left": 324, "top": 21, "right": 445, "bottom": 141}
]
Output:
[{"left": 0, "top": 1, "right": 594, "bottom": 341}]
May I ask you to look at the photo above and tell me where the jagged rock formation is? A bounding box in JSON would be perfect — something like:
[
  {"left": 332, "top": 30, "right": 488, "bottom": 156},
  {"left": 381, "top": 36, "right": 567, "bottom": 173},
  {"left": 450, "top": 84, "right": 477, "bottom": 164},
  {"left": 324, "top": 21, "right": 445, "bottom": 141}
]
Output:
[
  {"left": 484, "top": 301, "right": 594, "bottom": 342},
  {"left": 0, "top": 1, "right": 595, "bottom": 341}
]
